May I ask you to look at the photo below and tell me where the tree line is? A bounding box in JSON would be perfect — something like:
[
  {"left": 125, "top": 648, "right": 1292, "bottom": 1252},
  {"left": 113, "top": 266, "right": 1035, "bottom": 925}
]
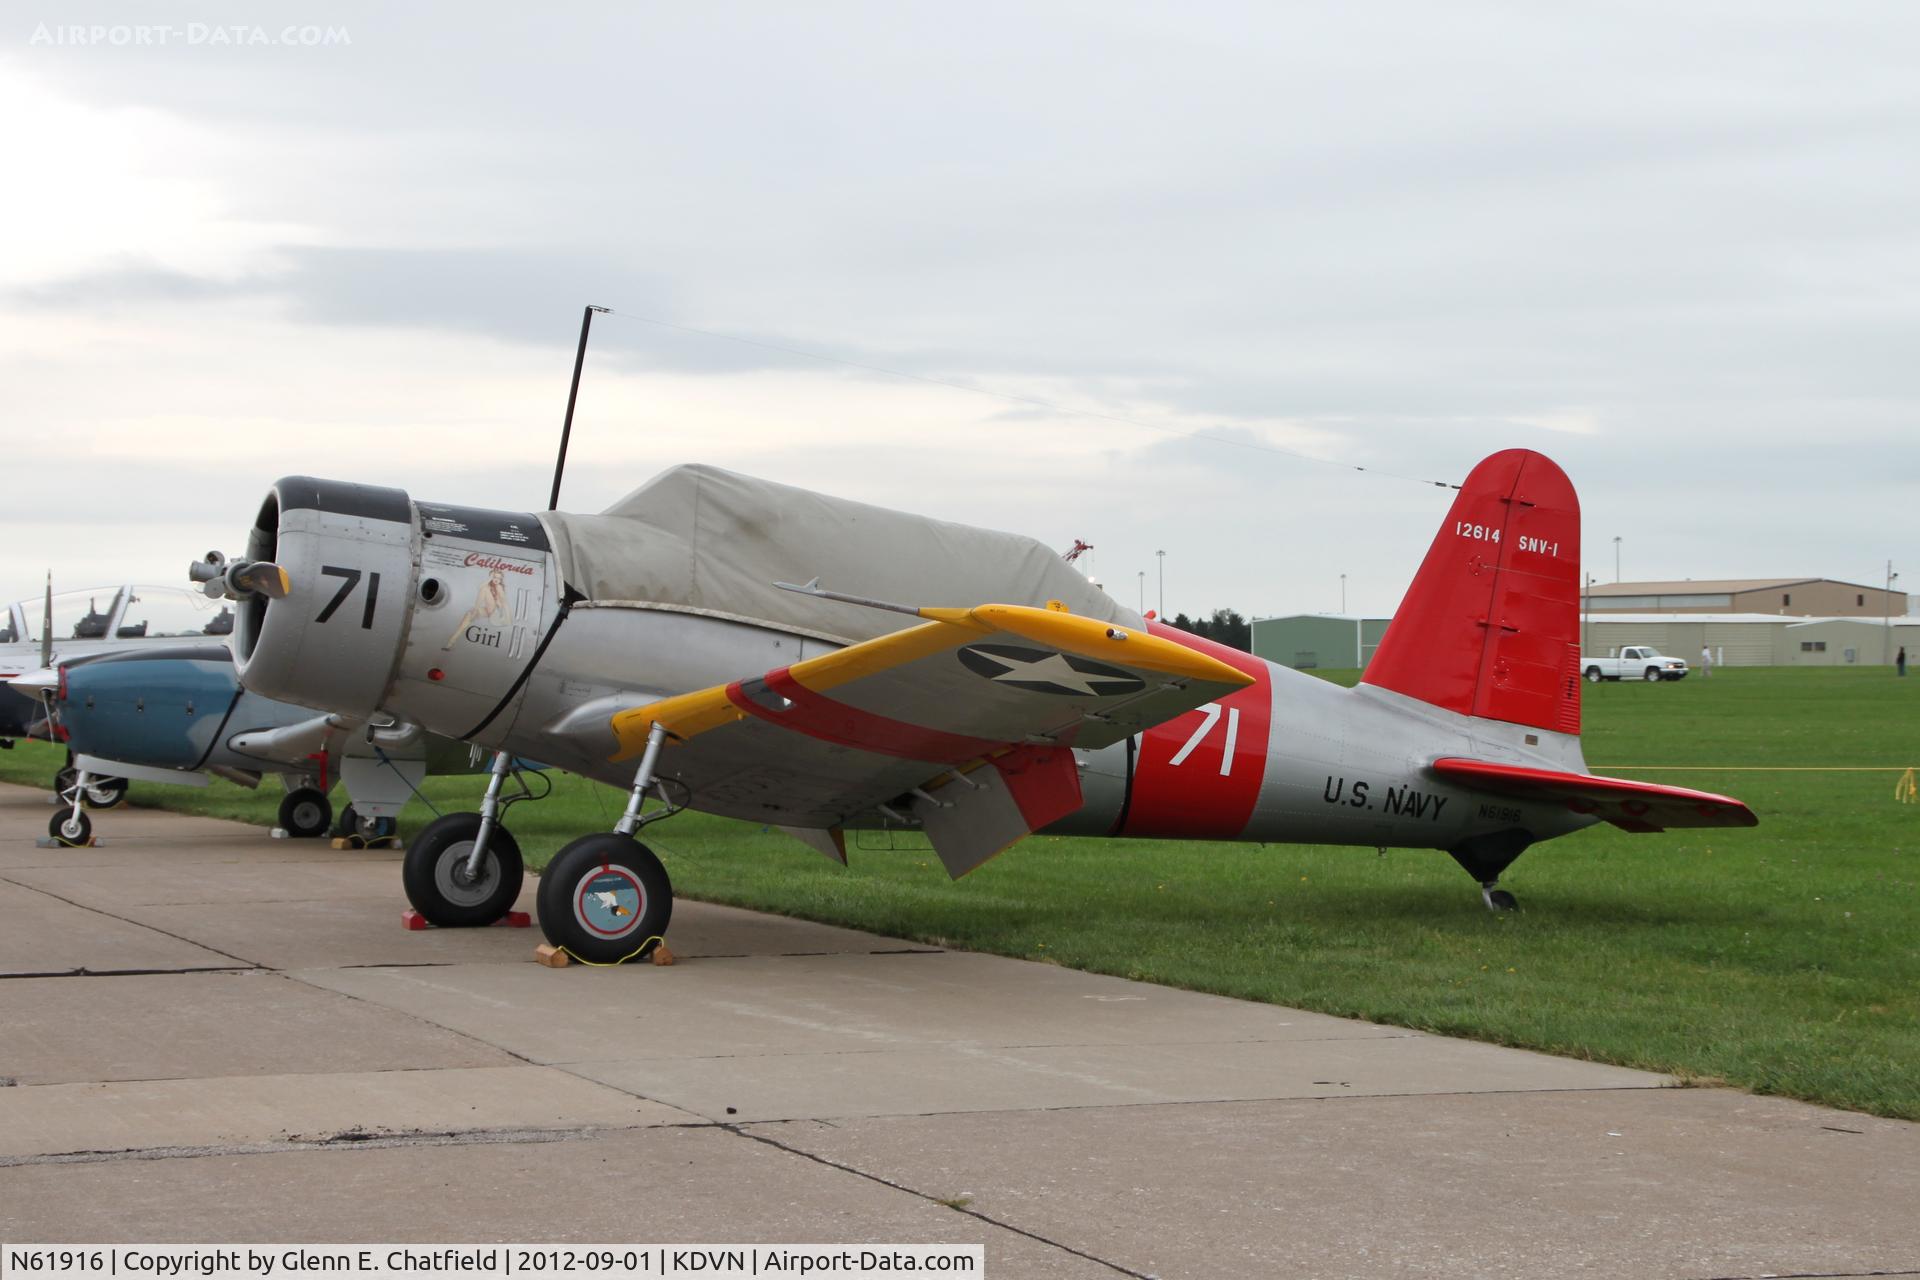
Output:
[{"left": 1165, "top": 608, "right": 1251, "bottom": 652}]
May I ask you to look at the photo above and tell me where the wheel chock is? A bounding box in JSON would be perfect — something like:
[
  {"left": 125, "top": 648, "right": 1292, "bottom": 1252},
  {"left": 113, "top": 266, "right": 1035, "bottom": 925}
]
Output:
[
  {"left": 35, "top": 836, "right": 100, "bottom": 849},
  {"left": 651, "top": 943, "right": 677, "bottom": 966},
  {"left": 534, "top": 944, "right": 570, "bottom": 968},
  {"left": 401, "top": 909, "right": 531, "bottom": 931},
  {"left": 332, "top": 836, "right": 366, "bottom": 851}
]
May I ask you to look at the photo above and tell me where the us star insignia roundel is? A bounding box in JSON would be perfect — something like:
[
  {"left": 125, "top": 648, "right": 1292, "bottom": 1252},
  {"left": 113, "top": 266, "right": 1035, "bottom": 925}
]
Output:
[{"left": 956, "top": 644, "right": 1147, "bottom": 697}]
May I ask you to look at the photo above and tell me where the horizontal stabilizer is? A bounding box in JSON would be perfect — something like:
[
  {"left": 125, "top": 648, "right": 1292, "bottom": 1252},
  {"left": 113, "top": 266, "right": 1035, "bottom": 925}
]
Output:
[{"left": 1429, "top": 757, "right": 1757, "bottom": 833}]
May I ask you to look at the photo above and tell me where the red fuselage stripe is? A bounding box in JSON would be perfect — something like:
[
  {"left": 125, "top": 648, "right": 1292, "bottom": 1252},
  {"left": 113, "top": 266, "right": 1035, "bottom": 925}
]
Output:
[{"left": 1116, "top": 622, "right": 1274, "bottom": 840}]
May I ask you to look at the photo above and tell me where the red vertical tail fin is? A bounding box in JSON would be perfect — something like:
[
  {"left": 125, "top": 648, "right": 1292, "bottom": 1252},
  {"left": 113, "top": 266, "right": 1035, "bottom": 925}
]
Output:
[{"left": 1362, "top": 449, "right": 1582, "bottom": 735}]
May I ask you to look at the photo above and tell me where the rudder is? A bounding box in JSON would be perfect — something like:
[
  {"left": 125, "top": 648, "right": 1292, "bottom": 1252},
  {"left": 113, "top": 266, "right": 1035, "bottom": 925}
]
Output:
[{"left": 1362, "top": 449, "right": 1581, "bottom": 734}]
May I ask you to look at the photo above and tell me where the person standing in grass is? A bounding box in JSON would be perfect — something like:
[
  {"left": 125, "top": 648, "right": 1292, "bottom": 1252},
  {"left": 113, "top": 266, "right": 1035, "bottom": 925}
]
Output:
[
  {"left": 1899, "top": 646, "right": 1908, "bottom": 677},
  {"left": 1700, "top": 644, "right": 1713, "bottom": 678}
]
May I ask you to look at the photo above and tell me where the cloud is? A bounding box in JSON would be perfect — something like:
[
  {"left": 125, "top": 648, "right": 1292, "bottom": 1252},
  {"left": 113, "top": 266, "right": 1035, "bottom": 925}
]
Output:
[{"left": 4, "top": 3, "right": 1919, "bottom": 615}]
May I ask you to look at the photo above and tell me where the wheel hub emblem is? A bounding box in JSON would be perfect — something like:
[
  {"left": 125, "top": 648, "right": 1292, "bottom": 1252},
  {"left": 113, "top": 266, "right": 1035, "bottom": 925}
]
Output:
[{"left": 576, "top": 866, "right": 644, "bottom": 937}]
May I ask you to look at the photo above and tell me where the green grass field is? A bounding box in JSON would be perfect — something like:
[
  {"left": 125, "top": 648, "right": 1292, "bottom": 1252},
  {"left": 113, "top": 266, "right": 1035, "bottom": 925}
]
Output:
[{"left": 6, "top": 665, "right": 1916, "bottom": 1119}]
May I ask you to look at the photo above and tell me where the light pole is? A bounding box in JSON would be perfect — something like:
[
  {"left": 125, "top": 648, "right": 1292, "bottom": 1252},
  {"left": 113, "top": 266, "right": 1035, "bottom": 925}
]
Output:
[
  {"left": 1887, "top": 561, "right": 1899, "bottom": 666},
  {"left": 1583, "top": 573, "right": 1594, "bottom": 659},
  {"left": 1613, "top": 536, "right": 1622, "bottom": 584},
  {"left": 1155, "top": 550, "right": 1166, "bottom": 618},
  {"left": 1137, "top": 570, "right": 1145, "bottom": 614},
  {"left": 1340, "top": 573, "right": 1347, "bottom": 614}
]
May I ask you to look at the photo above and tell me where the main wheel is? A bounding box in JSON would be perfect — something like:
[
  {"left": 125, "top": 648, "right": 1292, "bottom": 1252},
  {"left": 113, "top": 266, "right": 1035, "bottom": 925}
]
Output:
[
  {"left": 401, "top": 812, "right": 524, "bottom": 927},
  {"left": 278, "top": 787, "right": 332, "bottom": 838},
  {"left": 537, "top": 833, "right": 672, "bottom": 965},
  {"left": 48, "top": 809, "right": 92, "bottom": 847},
  {"left": 1643, "top": 667, "right": 1662, "bottom": 682},
  {"left": 83, "top": 776, "right": 128, "bottom": 809},
  {"left": 1584, "top": 666, "right": 1603, "bottom": 683},
  {"left": 54, "top": 769, "right": 124, "bottom": 808}
]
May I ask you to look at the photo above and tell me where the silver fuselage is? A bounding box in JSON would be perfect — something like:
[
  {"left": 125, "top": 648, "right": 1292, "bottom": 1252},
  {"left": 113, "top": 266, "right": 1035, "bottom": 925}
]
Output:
[{"left": 235, "top": 489, "right": 1594, "bottom": 855}]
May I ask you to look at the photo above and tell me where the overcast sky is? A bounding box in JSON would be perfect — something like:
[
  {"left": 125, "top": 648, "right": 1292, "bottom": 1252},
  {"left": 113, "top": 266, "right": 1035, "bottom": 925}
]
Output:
[{"left": 4, "top": 2, "right": 1917, "bottom": 620}]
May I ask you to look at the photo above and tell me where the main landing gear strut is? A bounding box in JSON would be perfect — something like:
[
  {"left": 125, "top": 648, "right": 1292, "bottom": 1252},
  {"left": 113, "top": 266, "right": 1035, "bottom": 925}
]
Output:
[
  {"left": 47, "top": 761, "right": 134, "bottom": 845},
  {"left": 48, "top": 762, "right": 98, "bottom": 847},
  {"left": 402, "top": 750, "right": 539, "bottom": 928},
  {"left": 536, "top": 722, "right": 683, "bottom": 965}
]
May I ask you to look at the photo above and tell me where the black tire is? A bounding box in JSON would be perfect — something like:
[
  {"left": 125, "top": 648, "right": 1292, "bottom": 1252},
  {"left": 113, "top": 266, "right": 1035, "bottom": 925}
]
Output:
[
  {"left": 1584, "top": 666, "right": 1603, "bottom": 683},
  {"left": 1487, "top": 888, "right": 1518, "bottom": 911},
  {"left": 401, "top": 812, "right": 524, "bottom": 927},
  {"left": 537, "top": 833, "right": 672, "bottom": 965},
  {"left": 1643, "top": 667, "right": 1661, "bottom": 683},
  {"left": 278, "top": 787, "right": 332, "bottom": 838},
  {"left": 83, "top": 776, "right": 128, "bottom": 809},
  {"left": 49, "top": 808, "right": 92, "bottom": 847}
]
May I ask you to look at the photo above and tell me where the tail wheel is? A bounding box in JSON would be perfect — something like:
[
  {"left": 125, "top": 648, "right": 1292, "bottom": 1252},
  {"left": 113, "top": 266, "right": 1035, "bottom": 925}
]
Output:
[
  {"left": 336, "top": 803, "right": 399, "bottom": 842},
  {"left": 536, "top": 834, "right": 672, "bottom": 965},
  {"left": 48, "top": 809, "right": 92, "bottom": 847},
  {"left": 1584, "top": 666, "right": 1603, "bottom": 683},
  {"left": 278, "top": 787, "right": 332, "bottom": 838},
  {"left": 401, "top": 812, "right": 524, "bottom": 927}
]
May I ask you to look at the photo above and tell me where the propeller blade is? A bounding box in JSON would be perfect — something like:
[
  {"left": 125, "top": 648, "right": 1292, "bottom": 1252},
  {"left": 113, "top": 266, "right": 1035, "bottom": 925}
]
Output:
[{"left": 230, "top": 562, "right": 292, "bottom": 599}]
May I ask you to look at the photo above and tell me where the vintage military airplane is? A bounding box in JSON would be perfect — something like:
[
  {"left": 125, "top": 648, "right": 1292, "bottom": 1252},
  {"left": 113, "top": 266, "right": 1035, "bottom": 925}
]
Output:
[
  {"left": 195, "top": 450, "right": 1755, "bottom": 963},
  {"left": 11, "top": 644, "right": 435, "bottom": 848}
]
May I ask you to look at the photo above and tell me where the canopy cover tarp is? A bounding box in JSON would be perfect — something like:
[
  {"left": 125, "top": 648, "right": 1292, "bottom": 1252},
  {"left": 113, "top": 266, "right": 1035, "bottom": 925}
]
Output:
[{"left": 540, "top": 464, "right": 1137, "bottom": 644}]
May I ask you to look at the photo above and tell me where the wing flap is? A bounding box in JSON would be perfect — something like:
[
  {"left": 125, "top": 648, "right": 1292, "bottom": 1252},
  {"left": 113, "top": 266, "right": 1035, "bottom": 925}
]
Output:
[
  {"left": 911, "top": 745, "right": 1082, "bottom": 878},
  {"left": 1430, "top": 757, "right": 1757, "bottom": 832}
]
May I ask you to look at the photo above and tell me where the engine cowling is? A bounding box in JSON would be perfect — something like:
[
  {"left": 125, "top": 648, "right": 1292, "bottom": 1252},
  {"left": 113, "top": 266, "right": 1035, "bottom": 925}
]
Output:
[
  {"left": 217, "top": 477, "right": 558, "bottom": 738},
  {"left": 230, "top": 477, "right": 416, "bottom": 718}
]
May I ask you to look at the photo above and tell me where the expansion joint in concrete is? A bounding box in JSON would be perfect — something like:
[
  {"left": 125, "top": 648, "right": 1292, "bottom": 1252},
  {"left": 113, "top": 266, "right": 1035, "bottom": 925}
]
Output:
[{"left": 720, "top": 1121, "right": 1155, "bottom": 1279}]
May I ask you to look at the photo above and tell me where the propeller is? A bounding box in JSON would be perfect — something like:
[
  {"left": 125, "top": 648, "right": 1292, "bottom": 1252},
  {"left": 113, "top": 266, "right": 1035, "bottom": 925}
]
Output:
[{"left": 190, "top": 553, "right": 291, "bottom": 600}]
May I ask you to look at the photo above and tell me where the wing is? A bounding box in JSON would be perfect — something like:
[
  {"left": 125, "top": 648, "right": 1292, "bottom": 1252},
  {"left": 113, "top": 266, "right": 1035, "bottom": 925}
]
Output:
[
  {"left": 601, "top": 603, "right": 1254, "bottom": 876},
  {"left": 1429, "top": 757, "right": 1758, "bottom": 833}
]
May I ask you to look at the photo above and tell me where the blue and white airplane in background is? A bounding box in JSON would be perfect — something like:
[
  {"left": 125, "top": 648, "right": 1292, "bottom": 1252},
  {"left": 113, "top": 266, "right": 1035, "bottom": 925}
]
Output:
[
  {"left": 1, "top": 582, "right": 237, "bottom": 758},
  {"left": 12, "top": 643, "right": 435, "bottom": 847}
]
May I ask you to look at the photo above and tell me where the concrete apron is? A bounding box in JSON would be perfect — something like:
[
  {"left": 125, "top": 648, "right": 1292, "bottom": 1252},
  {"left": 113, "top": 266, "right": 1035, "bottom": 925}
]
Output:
[{"left": 0, "top": 783, "right": 1913, "bottom": 1279}]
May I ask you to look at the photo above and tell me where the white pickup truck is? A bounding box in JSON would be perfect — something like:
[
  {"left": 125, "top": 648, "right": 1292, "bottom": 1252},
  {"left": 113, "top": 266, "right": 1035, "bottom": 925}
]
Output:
[{"left": 1581, "top": 645, "right": 1689, "bottom": 682}]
